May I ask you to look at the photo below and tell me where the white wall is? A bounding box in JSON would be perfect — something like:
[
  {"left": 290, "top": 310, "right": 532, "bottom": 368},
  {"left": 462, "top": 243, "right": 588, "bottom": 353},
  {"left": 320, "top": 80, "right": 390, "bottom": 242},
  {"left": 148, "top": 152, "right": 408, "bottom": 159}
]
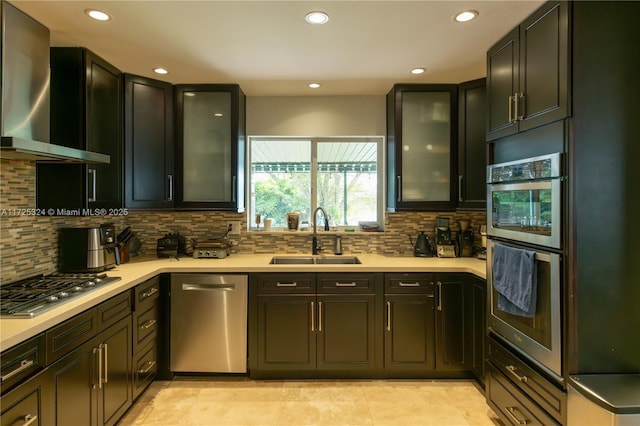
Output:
[{"left": 246, "top": 96, "right": 386, "bottom": 136}]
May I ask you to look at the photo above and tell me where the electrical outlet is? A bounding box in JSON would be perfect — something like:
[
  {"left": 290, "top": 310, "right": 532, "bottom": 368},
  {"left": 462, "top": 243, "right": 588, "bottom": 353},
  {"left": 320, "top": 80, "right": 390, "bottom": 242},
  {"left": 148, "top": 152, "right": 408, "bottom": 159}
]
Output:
[{"left": 227, "top": 221, "right": 241, "bottom": 235}]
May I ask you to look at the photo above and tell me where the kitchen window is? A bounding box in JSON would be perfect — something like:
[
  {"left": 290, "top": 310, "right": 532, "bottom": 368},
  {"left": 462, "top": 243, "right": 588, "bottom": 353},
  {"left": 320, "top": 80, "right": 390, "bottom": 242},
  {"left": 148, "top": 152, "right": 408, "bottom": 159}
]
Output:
[{"left": 248, "top": 136, "right": 384, "bottom": 230}]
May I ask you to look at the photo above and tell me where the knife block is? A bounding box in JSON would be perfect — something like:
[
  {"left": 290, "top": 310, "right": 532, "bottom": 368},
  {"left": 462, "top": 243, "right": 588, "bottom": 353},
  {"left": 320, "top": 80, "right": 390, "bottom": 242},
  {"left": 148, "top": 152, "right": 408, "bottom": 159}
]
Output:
[{"left": 118, "top": 245, "right": 130, "bottom": 264}]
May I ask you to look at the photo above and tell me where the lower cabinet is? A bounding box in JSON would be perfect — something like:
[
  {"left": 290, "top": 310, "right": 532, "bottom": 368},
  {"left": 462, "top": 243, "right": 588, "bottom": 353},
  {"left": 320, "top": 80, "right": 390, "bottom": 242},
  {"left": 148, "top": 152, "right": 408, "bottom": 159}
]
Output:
[
  {"left": 252, "top": 271, "right": 483, "bottom": 379},
  {"left": 435, "top": 274, "right": 472, "bottom": 371},
  {"left": 471, "top": 276, "right": 487, "bottom": 384},
  {"left": 45, "top": 315, "right": 132, "bottom": 426},
  {"left": 253, "top": 273, "right": 381, "bottom": 374},
  {"left": 132, "top": 277, "right": 160, "bottom": 399},
  {"left": 0, "top": 370, "right": 46, "bottom": 426},
  {"left": 384, "top": 273, "right": 436, "bottom": 370}
]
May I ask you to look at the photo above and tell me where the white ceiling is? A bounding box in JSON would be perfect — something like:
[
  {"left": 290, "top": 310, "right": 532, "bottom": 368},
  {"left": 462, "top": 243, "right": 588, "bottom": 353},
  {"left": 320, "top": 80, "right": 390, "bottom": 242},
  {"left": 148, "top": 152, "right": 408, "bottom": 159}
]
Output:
[{"left": 11, "top": 0, "right": 544, "bottom": 96}]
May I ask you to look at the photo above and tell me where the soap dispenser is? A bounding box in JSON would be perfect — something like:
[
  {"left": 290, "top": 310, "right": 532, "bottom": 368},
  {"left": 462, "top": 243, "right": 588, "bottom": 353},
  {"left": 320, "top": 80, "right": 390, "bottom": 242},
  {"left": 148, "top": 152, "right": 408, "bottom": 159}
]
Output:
[{"left": 334, "top": 234, "right": 343, "bottom": 255}]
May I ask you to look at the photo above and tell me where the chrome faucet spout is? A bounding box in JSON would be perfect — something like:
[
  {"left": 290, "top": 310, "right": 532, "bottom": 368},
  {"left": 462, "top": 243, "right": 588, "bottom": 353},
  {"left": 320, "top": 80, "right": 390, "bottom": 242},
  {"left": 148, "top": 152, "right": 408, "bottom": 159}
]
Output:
[{"left": 312, "top": 207, "right": 329, "bottom": 255}]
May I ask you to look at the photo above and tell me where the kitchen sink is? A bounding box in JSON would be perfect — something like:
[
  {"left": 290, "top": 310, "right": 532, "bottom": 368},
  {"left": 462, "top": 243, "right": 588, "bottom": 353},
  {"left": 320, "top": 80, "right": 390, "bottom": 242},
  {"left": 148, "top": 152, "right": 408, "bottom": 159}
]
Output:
[{"left": 269, "top": 256, "right": 361, "bottom": 265}]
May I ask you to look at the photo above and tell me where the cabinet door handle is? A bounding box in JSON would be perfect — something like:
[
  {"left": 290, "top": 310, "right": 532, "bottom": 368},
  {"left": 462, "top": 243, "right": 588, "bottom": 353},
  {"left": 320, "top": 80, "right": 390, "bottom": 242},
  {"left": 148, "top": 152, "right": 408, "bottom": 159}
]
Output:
[
  {"left": 516, "top": 92, "right": 525, "bottom": 121},
  {"left": 88, "top": 168, "right": 97, "bottom": 202},
  {"left": 506, "top": 365, "right": 528, "bottom": 383},
  {"left": 276, "top": 282, "right": 297, "bottom": 287},
  {"left": 141, "top": 319, "right": 157, "bottom": 330},
  {"left": 310, "top": 301, "right": 315, "bottom": 331},
  {"left": 167, "top": 174, "right": 173, "bottom": 201},
  {"left": 508, "top": 95, "right": 514, "bottom": 123},
  {"left": 504, "top": 406, "right": 530, "bottom": 425},
  {"left": 138, "top": 360, "right": 157, "bottom": 375},
  {"left": 437, "top": 281, "right": 442, "bottom": 311},
  {"left": 232, "top": 176, "right": 236, "bottom": 203},
  {"left": 92, "top": 346, "right": 102, "bottom": 389},
  {"left": 398, "top": 281, "right": 420, "bottom": 287},
  {"left": 318, "top": 301, "right": 322, "bottom": 332},
  {"left": 102, "top": 343, "right": 108, "bottom": 384},
  {"left": 142, "top": 287, "right": 159, "bottom": 299},
  {"left": 18, "top": 414, "right": 38, "bottom": 426},
  {"left": 397, "top": 176, "right": 402, "bottom": 202},
  {"left": 0, "top": 359, "right": 34, "bottom": 382},
  {"left": 386, "top": 301, "right": 391, "bottom": 332},
  {"left": 335, "top": 281, "right": 357, "bottom": 287},
  {"left": 458, "top": 175, "right": 464, "bottom": 202}
]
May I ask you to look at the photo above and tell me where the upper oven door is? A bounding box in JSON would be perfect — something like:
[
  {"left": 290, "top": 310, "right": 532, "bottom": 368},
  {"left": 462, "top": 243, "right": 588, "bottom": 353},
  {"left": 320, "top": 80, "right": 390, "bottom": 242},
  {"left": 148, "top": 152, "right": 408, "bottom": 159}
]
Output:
[
  {"left": 487, "top": 179, "right": 562, "bottom": 249},
  {"left": 487, "top": 239, "right": 562, "bottom": 380}
]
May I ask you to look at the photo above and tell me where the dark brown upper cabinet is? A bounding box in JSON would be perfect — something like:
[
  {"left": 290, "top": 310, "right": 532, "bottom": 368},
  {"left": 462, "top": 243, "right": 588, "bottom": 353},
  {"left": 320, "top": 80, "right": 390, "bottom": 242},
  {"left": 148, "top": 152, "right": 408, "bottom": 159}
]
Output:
[
  {"left": 123, "top": 74, "right": 174, "bottom": 209},
  {"left": 174, "top": 84, "right": 246, "bottom": 211},
  {"left": 457, "top": 78, "right": 487, "bottom": 210},
  {"left": 37, "top": 48, "right": 122, "bottom": 211},
  {"left": 387, "top": 84, "right": 459, "bottom": 212},
  {"left": 486, "top": 1, "right": 570, "bottom": 142}
]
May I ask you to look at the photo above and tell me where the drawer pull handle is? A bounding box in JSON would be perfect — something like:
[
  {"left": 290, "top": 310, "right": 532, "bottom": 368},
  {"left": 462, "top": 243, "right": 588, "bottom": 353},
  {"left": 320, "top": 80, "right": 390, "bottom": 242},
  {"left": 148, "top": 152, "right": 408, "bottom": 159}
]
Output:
[
  {"left": 398, "top": 281, "right": 420, "bottom": 287},
  {"left": 506, "top": 365, "right": 528, "bottom": 383},
  {"left": 504, "top": 406, "right": 529, "bottom": 425},
  {"left": 141, "top": 319, "right": 157, "bottom": 330},
  {"left": 335, "top": 282, "right": 357, "bottom": 287},
  {"left": 20, "top": 414, "right": 38, "bottom": 426},
  {"left": 276, "top": 282, "right": 298, "bottom": 287},
  {"left": 0, "top": 359, "right": 34, "bottom": 382},
  {"left": 142, "top": 287, "right": 159, "bottom": 299},
  {"left": 138, "top": 360, "right": 157, "bottom": 374}
]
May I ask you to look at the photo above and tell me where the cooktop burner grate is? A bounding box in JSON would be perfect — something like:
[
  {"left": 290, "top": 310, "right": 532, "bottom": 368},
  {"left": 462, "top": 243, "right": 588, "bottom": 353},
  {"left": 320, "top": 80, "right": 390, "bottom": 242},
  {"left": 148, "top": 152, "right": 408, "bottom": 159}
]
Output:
[{"left": 0, "top": 273, "right": 121, "bottom": 317}]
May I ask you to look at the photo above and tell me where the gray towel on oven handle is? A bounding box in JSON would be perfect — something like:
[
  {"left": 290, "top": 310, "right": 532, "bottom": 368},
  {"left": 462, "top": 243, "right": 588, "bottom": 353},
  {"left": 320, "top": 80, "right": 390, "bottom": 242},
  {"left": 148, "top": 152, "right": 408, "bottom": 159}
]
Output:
[{"left": 493, "top": 243, "right": 537, "bottom": 318}]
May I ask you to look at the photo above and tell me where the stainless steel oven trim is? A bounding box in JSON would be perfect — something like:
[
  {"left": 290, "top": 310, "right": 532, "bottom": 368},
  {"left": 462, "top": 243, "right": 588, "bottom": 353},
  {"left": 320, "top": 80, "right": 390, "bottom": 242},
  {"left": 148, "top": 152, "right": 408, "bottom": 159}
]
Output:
[
  {"left": 487, "top": 178, "right": 562, "bottom": 249},
  {"left": 487, "top": 152, "right": 562, "bottom": 183},
  {"left": 487, "top": 239, "right": 562, "bottom": 381}
]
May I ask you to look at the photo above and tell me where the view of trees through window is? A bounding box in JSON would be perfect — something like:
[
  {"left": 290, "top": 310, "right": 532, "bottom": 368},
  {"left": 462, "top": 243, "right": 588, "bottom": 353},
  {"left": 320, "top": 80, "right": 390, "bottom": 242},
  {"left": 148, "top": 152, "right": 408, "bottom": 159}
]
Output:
[{"left": 250, "top": 137, "right": 382, "bottom": 229}]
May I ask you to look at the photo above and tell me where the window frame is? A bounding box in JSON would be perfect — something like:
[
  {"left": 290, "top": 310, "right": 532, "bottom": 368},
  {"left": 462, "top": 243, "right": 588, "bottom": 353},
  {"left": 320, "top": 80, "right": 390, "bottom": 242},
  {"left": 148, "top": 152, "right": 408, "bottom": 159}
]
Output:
[{"left": 247, "top": 135, "right": 386, "bottom": 231}]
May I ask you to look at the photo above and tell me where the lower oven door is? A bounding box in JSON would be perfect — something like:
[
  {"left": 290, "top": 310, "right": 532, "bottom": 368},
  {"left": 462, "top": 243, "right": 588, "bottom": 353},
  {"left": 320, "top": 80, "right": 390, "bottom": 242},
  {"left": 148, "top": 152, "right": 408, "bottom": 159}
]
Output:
[{"left": 487, "top": 239, "right": 562, "bottom": 381}]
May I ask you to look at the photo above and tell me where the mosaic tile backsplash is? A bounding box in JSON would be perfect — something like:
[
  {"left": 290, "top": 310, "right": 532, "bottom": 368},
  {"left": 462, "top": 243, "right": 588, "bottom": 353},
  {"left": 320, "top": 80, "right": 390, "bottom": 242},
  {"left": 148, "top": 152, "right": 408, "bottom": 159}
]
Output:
[{"left": 1, "top": 160, "right": 486, "bottom": 283}]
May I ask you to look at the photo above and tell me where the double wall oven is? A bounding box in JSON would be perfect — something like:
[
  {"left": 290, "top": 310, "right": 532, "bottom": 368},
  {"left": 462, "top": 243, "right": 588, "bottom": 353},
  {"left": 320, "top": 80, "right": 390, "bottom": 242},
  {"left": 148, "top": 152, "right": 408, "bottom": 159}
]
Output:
[{"left": 486, "top": 152, "right": 564, "bottom": 384}]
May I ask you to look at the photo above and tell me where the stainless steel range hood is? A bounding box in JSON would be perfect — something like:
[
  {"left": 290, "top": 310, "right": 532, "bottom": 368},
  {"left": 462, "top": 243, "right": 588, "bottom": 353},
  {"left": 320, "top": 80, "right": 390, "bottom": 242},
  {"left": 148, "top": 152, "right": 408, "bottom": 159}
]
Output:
[{"left": 0, "top": 1, "right": 109, "bottom": 164}]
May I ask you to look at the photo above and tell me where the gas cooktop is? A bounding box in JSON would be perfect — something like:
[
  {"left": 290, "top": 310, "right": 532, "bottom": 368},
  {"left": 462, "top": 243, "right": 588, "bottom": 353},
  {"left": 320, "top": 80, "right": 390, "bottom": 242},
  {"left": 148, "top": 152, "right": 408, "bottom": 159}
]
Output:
[{"left": 0, "top": 273, "right": 121, "bottom": 318}]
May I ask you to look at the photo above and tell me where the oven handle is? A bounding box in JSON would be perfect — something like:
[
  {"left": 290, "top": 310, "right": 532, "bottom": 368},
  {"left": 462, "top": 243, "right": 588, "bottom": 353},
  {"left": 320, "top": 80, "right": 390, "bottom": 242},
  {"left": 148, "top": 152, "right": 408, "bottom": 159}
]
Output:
[{"left": 487, "top": 239, "right": 552, "bottom": 263}]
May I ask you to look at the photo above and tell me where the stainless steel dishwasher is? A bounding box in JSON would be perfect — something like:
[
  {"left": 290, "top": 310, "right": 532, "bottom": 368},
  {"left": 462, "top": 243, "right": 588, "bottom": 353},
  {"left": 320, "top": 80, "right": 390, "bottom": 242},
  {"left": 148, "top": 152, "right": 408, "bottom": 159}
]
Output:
[{"left": 170, "top": 274, "right": 248, "bottom": 373}]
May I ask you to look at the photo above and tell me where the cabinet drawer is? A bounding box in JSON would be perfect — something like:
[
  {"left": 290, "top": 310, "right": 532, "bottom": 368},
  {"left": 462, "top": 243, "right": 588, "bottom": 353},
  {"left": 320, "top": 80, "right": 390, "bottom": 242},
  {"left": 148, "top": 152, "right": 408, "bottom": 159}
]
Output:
[
  {"left": 46, "top": 308, "right": 98, "bottom": 364},
  {"left": 488, "top": 336, "right": 566, "bottom": 423},
  {"left": 0, "top": 334, "right": 45, "bottom": 395},
  {"left": 133, "top": 341, "right": 157, "bottom": 400},
  {"left": 317, "top": 273, "right": 375, "bottom": 294},
  {"left": 97, "top": 291, "right": 132, "bottom": 333},
  {"left": 134, "top": 304, "right": 158, "bottom": 351},
  {"left": 258, "top": 273, "right": 316, "bottom": 294},
  {"left": 0, "top": 374, "right": 41, "bottom": 426},
  {"left": 134, "top": 276, "right": 160, "bottom": 311},
  {"left": 487, "top": 364, "right": 559, "bottom": 425},
  {"left": 385, "top": 273, "right": 435, "bottom": 294}
]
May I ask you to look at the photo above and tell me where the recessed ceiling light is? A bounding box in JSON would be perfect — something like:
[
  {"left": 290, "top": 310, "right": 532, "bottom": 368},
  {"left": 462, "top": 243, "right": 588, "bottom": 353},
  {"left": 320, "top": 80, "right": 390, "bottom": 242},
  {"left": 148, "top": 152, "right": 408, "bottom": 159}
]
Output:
[
  {"left": 85, "top": 9, "right": 111, "bottom": 21},
  {"left": 410, "top": 68, "right": 426, "bottom": 75},
  {"left": 153, "top": 67, "right": 169, "bottom": 75},
  {"left": 454, "top": 10, "right": 478, "bottom": 23},
  {"left": 305, "top": 11, "right": 329, "bottom": 25},
  {"left": 308, "top": 83, "right": 321, "bottom": 89},
  {"left": 213, "top": 113, "right": 224, "bottom": 117}
]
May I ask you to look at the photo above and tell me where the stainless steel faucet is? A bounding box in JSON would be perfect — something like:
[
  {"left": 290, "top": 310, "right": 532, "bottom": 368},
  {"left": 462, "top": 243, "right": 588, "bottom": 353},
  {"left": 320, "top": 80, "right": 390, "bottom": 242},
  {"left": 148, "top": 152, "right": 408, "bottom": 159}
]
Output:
[{"left": 312, "top": 207, "right": 330, "bottom": 255}]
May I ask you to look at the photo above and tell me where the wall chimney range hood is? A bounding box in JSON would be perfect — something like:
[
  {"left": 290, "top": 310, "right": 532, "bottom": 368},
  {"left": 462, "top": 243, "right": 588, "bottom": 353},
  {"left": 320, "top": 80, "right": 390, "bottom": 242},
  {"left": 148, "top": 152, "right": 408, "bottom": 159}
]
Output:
[{"left": 0, "top": 1, "right": 110, "bottom": 164}]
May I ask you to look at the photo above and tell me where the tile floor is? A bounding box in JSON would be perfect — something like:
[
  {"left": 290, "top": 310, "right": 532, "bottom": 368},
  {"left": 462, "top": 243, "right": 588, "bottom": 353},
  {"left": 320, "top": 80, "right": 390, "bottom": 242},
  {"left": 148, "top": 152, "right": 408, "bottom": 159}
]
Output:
[{"left": 118, "top": 379, "right": 501, "bottom": 426}]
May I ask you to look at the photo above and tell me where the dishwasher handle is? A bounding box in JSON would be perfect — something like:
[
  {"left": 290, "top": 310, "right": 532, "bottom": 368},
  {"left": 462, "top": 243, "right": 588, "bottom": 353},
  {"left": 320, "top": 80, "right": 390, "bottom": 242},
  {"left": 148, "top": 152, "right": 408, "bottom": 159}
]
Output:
[{"left": 181, "top": 283, "right": 237, "bottom": 291}]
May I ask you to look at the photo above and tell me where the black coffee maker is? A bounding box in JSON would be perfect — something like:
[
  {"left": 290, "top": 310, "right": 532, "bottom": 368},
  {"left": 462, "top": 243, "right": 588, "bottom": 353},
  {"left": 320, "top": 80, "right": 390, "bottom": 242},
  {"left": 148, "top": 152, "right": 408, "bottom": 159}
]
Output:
[{"left": 457, "top": 220, "right": 474, "bottom": 257}]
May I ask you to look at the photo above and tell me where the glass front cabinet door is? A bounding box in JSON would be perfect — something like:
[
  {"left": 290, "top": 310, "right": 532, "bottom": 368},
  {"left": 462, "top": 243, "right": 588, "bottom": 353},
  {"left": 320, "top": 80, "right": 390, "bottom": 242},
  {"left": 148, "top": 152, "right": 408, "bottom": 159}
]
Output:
[
  {"left": 175, "top": 84, "right": 246, "bottom": 211},
  {"left": 387, "top": 84, "right": 458, "bottom": 211}
]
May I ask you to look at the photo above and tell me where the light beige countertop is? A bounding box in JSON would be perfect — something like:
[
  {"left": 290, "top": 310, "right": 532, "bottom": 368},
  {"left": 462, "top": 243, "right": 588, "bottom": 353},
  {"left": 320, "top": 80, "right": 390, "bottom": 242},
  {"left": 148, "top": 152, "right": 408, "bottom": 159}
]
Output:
[{"left": 0, "top": 254, "right": 486, "bottom": 351}]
